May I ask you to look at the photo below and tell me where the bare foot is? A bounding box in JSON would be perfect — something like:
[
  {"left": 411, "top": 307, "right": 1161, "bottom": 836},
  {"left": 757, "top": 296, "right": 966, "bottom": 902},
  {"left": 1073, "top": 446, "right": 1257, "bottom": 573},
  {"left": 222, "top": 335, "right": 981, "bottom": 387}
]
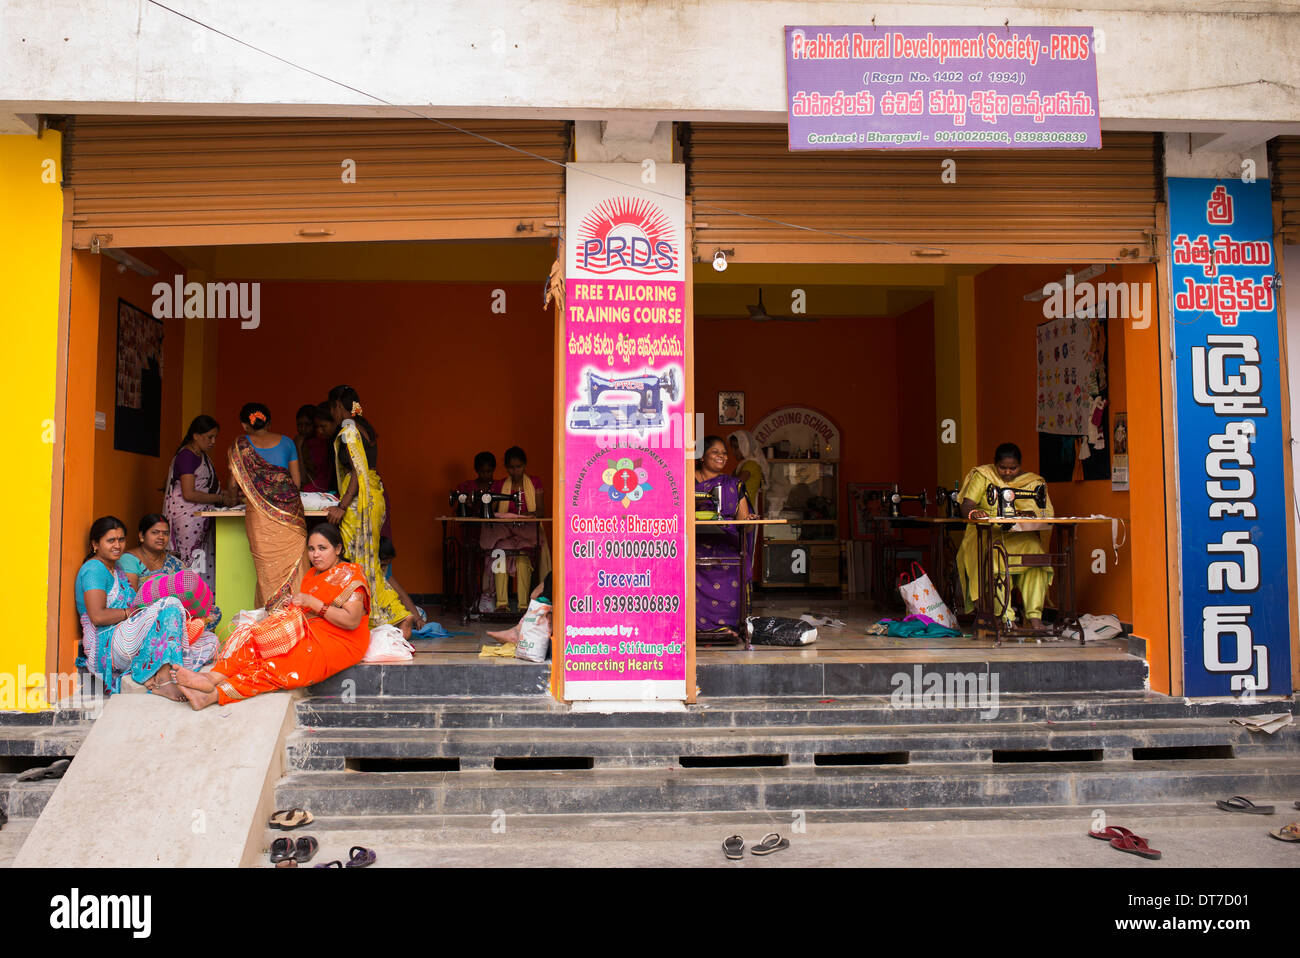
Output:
[
  {"left": 399, "top": 616, "right": 414, "bottom": 640},
  {"left": 144, "top": 666, "right": 186, "bottom": 702},
  {"left": 179, "top": 685, "right": 219, "bottom": 711},
  {"left": 486, "top": 626, "right": 520, "bottom": 644},
  {"left": 1028, "top": 618, "right": 1044, "bottom": 630},
  {"left": 175, "top": 666, "right": 219, "bottom": 693}
]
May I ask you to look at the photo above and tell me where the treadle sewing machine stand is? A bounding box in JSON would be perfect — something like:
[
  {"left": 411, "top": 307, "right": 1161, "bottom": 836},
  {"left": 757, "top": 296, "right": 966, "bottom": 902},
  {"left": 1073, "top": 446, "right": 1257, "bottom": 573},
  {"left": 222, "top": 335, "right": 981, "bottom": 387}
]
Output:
[{"left": 972, "top": 516, "right": 1113, "bottom": 647}]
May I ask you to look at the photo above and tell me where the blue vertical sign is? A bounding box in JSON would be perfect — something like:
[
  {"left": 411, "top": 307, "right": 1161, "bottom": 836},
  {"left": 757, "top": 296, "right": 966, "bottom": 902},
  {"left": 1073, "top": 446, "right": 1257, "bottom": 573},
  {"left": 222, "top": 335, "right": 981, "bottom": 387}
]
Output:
[{"left": 1169, "top": 178, "right": 1291, "bottom": 697}]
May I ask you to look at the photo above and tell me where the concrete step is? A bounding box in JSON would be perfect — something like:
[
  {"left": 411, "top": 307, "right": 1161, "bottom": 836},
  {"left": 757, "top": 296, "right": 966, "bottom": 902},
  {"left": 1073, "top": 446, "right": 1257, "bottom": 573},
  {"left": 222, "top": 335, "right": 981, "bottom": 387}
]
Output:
[
  {"left": 314, "top": 654, "right": 1149, "bottom": 698},
  {"left": 296, "top": 692, "right": 1298, "bottom": 731},
  {"left": 0, "top": 775, "right": 62, "bottom": 820},
  {"left": 275, "top": 757, "right": 1300, "bottom": 816},
  {"left": 284, "top": 718, "right": 1300, "bottom": 770},
  {"left": 0, "top": 724, "right": 90, "bottom": 761}
]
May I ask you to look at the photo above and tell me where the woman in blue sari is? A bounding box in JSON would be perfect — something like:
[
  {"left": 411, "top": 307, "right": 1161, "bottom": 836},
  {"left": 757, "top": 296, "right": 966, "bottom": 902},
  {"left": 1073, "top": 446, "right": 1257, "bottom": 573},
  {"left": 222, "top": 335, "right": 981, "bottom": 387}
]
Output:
[
  {"left": 695, "top": 435, "right": 753, "bottom": 634},
  {"left": 75, "top": 516, "right": 195, "bottom": 699}
]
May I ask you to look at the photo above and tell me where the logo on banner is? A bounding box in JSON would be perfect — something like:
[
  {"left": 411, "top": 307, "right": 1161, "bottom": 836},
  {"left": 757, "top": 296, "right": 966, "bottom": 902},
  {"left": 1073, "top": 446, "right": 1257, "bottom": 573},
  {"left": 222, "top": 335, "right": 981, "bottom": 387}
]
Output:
[
  {"left": 578, "top": 197, "right": 679, "bottom": 275},
  {"left": 600, "top": 456, "right": 654, "bottom": 509}
]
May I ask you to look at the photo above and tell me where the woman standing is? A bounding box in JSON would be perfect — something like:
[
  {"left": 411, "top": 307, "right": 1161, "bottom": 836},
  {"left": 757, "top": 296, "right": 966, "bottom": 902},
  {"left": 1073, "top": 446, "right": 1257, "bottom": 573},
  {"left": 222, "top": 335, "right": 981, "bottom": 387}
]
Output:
[
  {"left": 323, "top": 385, "right": 412, "bottom": 637},
  {"left": 163, "top": 415, "right": 235, "bottom": 592},
  {"left": 118, "top": 513, "right": 222, "bottom": 637},
  {"left": 728, "top": 429, "right": 769, "bottom": 511},
  {"left": 75, "top": 517, "right": 192, "bottom": 699},
  {"left": 695, "top": 436, "right": 753, "bottom": 634},
  {"left": 173, "top": 524, "right": 372, "bottom": 709},
  {"left": 227, "top": 402, "right": 308, "bottom": 611}
]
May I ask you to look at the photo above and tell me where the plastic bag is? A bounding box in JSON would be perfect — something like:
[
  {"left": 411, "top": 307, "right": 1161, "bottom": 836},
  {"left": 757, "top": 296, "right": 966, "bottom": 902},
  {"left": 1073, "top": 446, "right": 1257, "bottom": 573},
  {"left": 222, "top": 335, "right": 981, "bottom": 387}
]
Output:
[
  {"left": 746, "top": 616, "right": 817, "bottom": 646},
  {"left": 897, "top": 562, "right": 957, "bottom": 630},
  {"left": 515, "top": 599, "right": 552, "bottom": 663},
  {"left": 364, "top": 624, "right": 415, "bottom": 663}
]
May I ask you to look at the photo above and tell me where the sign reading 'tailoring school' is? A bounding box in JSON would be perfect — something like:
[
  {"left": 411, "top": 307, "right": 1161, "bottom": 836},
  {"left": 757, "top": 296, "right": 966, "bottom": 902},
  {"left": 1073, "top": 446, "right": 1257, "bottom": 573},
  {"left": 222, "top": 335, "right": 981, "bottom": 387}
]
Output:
[
  {"left": 562, "top": 163, "right": 688, "bottom": 702},
  {"left": 784, "top": 25, "right": 1101, "bottom": 150}
]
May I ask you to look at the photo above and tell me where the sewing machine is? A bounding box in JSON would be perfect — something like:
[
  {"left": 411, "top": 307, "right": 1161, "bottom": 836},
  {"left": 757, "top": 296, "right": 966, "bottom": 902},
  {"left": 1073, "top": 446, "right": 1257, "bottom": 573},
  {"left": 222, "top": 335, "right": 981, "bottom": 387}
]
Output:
[
  {"left": 449, "top": 489, "right": 524, "bottom": 519},
  {"left": 694, "top": 488, "right": 721, "bottom": 519},
  {"left": 568, "top": 369, "right": 680, "bottom": 431},
  {"left": 985, "top": 482, "right": 1048, "bottom": 519},
  {"left": 936, "top": 481, "right": 961, "bottom": 518},
  {"left": 882, "top": 484, "right": 929, "bottom": 518}
]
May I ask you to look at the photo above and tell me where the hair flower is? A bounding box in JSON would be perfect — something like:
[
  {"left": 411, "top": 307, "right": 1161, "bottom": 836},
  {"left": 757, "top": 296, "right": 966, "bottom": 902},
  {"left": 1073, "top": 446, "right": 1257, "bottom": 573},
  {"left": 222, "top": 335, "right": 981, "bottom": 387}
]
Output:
[{"left": 350, "top": 401, "right": 363, "bottom": 416}]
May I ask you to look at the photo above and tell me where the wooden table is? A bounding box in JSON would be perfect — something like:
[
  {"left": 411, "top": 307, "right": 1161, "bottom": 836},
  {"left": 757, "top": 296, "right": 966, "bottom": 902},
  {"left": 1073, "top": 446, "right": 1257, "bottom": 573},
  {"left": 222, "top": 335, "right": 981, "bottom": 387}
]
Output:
[
  {"left": 867, "top": 515, "right": 968, "bottom": 610},
  {"left": 972, "top": 516, "right": 1115, "bottom": 646},
  {"left": 695, "top": 518, "right": 788, "bottom": 646},
  {"left": 200, "top": 508, "right": 328, "bottom": 639},
  {"left": 437, "top": 516, "right": 552, "bottom": 623}
]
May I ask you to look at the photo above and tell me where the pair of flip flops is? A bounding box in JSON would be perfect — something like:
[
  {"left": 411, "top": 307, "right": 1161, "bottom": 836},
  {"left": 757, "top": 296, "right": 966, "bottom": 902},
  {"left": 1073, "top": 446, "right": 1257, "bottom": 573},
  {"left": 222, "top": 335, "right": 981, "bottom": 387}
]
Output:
[
  {"left": 269, "top": 808, "right": 315, "bottom": 830},
  {"left": 315, "top": 846, "right": 377, "bottom": 868},
  {"left": 1089, "top": 825, "right": 1162, "bottom": 860},
  {"left": 1216, "top": 796, "right": 1274, "bottom": 815},
  {"left": 722, "top": 833, "right": 789, "bottom": 860},
  {"left": 16, "top": 759, "right": 70, "bottom": 782},
  {"left": 271, "top": 836, "right": 318, "bottom": 866}
]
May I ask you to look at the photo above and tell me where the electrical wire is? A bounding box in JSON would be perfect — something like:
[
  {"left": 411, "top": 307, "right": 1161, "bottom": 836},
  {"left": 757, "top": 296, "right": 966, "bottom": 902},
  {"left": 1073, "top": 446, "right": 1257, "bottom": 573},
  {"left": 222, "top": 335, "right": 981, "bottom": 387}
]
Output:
[{"left": 143, "top": 0, "right": 1134, "bottom": 264}]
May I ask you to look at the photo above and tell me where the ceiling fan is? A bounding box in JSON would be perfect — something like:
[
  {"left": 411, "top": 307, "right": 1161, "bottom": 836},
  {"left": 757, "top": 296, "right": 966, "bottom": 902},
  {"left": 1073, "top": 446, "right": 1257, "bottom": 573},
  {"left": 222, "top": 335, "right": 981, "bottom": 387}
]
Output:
[{"left": 746, "top": 288, "right": 817, "bottom": 322}]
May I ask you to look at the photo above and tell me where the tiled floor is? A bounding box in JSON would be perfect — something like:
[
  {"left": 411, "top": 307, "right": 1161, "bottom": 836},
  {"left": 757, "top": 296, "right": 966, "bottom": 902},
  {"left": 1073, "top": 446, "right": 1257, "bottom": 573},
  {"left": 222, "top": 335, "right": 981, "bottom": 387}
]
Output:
[{"left": 407, "top": 595, "right": 1132, "bottom": 666}]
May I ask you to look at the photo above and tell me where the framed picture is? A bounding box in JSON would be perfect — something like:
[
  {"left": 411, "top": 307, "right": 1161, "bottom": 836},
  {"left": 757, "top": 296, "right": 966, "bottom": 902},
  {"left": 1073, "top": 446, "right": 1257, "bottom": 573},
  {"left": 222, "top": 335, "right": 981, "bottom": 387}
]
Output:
[
  {"left": 717, "top": 390, "right": 744, "bottom": 425},
  {"left": 113, "top": 298, "right": 164, "bottom": 456}
]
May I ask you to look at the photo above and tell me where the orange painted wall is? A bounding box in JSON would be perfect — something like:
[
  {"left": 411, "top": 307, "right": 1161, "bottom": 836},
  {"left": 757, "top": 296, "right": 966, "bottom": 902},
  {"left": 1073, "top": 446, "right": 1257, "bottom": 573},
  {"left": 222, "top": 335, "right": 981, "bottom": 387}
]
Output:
[
  {"left": 91, "top": 250, "right": 190, "bottom": 532},
  {"left": 693, "top": 302, "right": 937, "bottom": 537},
  {"left": 973, "top": 264, "right": 1152, "bottom": 625},
  {"left": 214, "top": 282, "right": 555, "bottom": 594}
]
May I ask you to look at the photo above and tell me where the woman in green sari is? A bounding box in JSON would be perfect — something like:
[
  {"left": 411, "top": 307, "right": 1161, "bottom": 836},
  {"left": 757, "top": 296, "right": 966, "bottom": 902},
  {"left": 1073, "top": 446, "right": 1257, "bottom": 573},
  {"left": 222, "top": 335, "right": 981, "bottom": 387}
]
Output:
[{"left": 956, "top": 442, "right": 1054, "bottom": 627}]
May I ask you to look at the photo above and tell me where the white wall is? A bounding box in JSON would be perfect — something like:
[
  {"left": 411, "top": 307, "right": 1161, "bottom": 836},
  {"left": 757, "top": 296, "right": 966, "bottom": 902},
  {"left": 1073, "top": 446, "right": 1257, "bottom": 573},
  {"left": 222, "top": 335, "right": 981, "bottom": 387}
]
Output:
[{"left": 1, "top": 0, "right": 1299, "bottom": 130}]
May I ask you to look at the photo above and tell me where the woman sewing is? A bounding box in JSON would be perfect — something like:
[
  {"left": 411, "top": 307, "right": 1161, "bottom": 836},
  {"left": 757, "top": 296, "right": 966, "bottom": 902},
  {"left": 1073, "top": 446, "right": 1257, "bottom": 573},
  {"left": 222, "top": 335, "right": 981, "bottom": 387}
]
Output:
[
  {"left": 728, "top": 429, "right": 768, "bottom": 510},
  {"left": 696, "top": 435, "right": 752, "bottom": 634},
  {"left": 956, "top": 442, "right": 1055, "bottom": 628},
  {"left": 458, "top": 451, "right": 497, "bottom": 498},
  {"left": 228, "top": 402, "right": 308, "bottom": 611},
  {"left": 479, "top": 446, "right": 547, "bottom": 612}
]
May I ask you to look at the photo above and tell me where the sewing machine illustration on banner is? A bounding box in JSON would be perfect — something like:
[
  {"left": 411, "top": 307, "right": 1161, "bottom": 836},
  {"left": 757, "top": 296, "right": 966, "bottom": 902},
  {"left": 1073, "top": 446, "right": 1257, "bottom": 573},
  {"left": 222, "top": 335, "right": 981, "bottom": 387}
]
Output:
[
  {"left": 985, "top": 482, "right": 1048, "bottom": 519},
  {"left": 568, "top": 366, "right": 681, "bottom": 432},
  {"left": 449, "top": 488, "right": 525, "bottom": 519}
]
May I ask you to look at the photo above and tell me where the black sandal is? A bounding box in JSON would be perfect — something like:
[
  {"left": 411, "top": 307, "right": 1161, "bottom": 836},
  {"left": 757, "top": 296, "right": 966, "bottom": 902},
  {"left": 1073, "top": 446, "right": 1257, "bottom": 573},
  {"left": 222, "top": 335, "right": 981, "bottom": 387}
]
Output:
[
  {"left": 1215, "top": 796, "right": 1275, "bottom": 815},
  {"left": 345, "top": 845, "right": 376, "bottom": 868},
  {"left": 722, "top": 835, "right": 744, "bottom": 860},
  {"left": 270, "top": 837, "right": 295, "bottom": 864},
  {"left": 292, "top": 836, "right": 319, "bottom": 864},
  {"left": 750, "top": 832, "right": 790, "bottom": 856}
]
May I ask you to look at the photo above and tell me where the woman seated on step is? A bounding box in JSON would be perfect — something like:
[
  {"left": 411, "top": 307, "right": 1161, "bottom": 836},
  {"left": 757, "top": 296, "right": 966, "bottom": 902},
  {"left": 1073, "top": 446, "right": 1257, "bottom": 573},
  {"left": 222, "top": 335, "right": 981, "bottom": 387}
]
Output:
[
  {"left": 75, "top": 516, "right": 210, "bottom": 700},
  {"left": 173, "top": 523, "right": 371, "bottom": 709}
]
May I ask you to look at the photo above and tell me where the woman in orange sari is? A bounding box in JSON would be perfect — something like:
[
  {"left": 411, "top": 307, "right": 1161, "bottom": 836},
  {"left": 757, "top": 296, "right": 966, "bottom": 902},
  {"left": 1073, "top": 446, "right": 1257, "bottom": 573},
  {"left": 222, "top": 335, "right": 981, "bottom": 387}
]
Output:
[{"left": 174, "top": 524, "right": 370, "bottom": 709}]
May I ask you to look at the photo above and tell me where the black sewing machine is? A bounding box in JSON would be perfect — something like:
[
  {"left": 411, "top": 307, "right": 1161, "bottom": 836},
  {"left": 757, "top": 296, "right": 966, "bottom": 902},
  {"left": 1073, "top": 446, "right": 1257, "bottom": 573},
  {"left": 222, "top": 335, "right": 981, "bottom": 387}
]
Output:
[
  {"left": 568, "top": 368, "right": 680, "bottom": 431},
  {"left": 936, "top": 481, "right": 961, "bottom": 518},
  {"left": 449, "top": 489, "right": 524, "bottom": 519},
  {"left": 882, "top": 484, "right": 928, "bottom": 518},
  {"left": 985, "top": 482, "right": 1048, "bottom": 519},
  {"left": 694, "top": 488, "right": 721, "bottom": 519}
]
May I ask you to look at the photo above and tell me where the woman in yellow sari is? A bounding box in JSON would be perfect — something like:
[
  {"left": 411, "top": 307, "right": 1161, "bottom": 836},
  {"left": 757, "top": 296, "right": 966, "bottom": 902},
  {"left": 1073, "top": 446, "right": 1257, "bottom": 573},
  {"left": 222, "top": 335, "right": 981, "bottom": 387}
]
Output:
[
  {"left": 227, "top": 402, "right": 308, "bottom": 610},
  {"left": 956, "top": 442, "right": 1054, "bottom": 627},
  {"left": 323, "top": 386, "right": 413, "bottom": 638}
]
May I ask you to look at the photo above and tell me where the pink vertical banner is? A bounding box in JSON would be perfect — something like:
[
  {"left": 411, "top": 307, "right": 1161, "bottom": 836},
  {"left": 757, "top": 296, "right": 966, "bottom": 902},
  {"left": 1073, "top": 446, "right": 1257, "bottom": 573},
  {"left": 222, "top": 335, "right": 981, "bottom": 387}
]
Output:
[{"left": 563, "top": 163, "right": 688, "bottom": 702}]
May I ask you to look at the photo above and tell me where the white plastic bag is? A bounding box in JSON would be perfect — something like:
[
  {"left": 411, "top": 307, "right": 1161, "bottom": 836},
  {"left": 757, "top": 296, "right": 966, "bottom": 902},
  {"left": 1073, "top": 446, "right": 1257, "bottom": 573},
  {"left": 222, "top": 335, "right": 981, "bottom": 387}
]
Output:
[
  {"left": 515, "top": 599, "right": 552, "bottom": 663},
  {"left": 229, "top": 608, "right": 268, "bottom": 631},
  {"left": 897, "top": 562, "right": 957, "bottom": 629},
  {"left": 364, "top": 624, "right": 415, "bottom": 663}
]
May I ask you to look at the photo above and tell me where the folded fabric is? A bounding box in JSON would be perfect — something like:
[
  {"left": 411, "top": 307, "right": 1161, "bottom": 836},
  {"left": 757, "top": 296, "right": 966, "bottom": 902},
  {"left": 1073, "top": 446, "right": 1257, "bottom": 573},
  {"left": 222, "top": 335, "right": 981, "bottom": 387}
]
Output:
[
  {"left": 479, "top": 642, "right": 516, "bottom": 658},
  {"left": 877, "top": 617, "right": 963, "bottom": 638},
  {"left": 413, "top": 621, "right": 453, "bottom": 639},
  {"left": 1229, "top": 713, "right": 1294, "bottom": 735}
]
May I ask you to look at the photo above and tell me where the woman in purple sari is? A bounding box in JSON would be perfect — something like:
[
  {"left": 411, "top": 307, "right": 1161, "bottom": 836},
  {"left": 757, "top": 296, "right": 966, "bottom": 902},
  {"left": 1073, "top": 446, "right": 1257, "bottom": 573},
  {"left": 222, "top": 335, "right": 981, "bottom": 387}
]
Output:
[{"left": 695, "top": 435, "right": 753, "bottom": 634}]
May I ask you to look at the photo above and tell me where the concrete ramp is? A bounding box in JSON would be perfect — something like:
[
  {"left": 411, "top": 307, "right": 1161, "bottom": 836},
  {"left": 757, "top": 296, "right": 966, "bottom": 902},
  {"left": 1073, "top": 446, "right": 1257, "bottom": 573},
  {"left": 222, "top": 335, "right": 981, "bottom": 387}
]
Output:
[{"left": 14, "top": 691, "right": 296, "bottom": 868}]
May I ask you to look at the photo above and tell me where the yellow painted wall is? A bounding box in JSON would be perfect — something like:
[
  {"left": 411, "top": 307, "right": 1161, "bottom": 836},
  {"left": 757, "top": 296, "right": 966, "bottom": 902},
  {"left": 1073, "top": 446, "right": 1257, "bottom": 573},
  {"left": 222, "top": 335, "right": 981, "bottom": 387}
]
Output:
[{"left": 0, "top": 132, "right": 64, "bottom": 709}]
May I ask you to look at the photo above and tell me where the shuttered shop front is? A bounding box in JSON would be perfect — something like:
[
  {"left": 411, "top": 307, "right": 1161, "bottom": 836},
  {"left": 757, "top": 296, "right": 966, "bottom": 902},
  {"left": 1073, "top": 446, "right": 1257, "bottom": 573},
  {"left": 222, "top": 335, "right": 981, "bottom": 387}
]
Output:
[
  {"left": 63, "top": 116, "right": 569, "bottom": 248},
  {"left": 1276, "top": 136, "right": 1300, "bottom": 246},
  {"left": 685, "top": 124, "right": 1162, "bottom": 264}
]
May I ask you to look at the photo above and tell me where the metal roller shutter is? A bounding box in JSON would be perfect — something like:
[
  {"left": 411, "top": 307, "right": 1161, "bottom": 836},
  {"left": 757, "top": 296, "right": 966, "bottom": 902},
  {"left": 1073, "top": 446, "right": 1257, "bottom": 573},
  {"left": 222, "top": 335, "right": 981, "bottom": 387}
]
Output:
[
  {"left": 63, "top": 116, "right": 569, "bottom": 248},
  {"left": 685, "top": 124, "right": 1161, "bottom": 264},
  {"left": 1275, "top": 136, "right": 1300, "bottom": 246}
]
